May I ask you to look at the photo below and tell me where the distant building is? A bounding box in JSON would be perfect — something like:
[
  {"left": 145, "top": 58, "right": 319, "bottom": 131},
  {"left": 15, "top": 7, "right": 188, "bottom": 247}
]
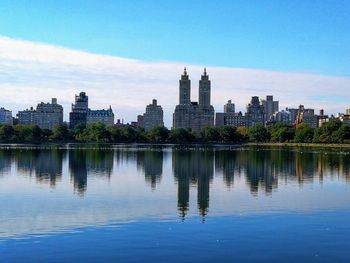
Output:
[
  {"left": 346, "top": 108, "right": 350, "bottom": 115},
  {"left": 173, "top": 68, "right": 215, "bottom": 132},
  {"left": 215, "top": 111, "right": 246, "bottom": 127},
  {"left": 245, "top": 96, "right": 265, "bottom": 127},
  {"left": 137, "top": 115, "right": 144, "bottom": 128},
  {"left": 143, "top": 99, "right": 164, "bottom": 131},
  {"left": 86, "top": 107, "right": 114, "bottom": 126},
  {"left": 270, "top": 110, "right": 292, "bottom": 125},
  {"left": 17, "top": 99, "right": 63, "bottom": 130},
  {"left": 224, "top": 100, "right": 235, "bottom": 113},
  {"left": 0, "top": 108, "right": 13, "bottom": 125},
  {"left": 115, "top": 119, "right": 124, "bottom": 128},
  {"left": 35, "top": 98, "right": 63, "bottom": 130},
  {"left": 69, "top": 92, "right": 89, "bottom": 129},
  {"left": 17, "top": 107, "right": 36, "bottom": 125},
  {"left": 261, "top": 95, "right": 279, "bottom": 122},
  {"left": 296, "top": 105, "right": 318, "bottom": 128}
]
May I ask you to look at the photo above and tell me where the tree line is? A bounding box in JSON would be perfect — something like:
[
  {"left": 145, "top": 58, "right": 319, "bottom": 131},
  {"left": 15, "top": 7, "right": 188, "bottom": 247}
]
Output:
[{"left": 0, "top": 119, "right": 350, "bottom": 144}]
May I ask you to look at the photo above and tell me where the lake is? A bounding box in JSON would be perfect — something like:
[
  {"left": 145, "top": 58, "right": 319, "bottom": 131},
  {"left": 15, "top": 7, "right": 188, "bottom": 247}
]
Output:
[{"left": 0, "top": 145, "right": 350, "bottom": 262}]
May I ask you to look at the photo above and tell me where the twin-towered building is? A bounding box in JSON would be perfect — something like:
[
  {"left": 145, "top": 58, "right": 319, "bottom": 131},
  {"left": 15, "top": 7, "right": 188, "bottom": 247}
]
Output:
[{"left": 173, "top": 68, "right": 215, "bottom": 132}]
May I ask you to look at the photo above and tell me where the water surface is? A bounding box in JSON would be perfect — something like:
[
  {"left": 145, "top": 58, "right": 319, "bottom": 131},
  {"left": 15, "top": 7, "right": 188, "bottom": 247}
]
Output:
[{"left": 0, "top": 145, "right": 349, "bottom": 262}]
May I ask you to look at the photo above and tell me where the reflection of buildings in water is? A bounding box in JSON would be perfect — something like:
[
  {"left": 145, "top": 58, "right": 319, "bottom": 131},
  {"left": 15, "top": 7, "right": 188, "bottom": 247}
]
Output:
[
  {"left": 69, "top": 150, "right": 87, "bottom": 195},
  {"left": 172, "top": 149, "right": 213, "bottom": 218},
  {"left": 16, "top": 149, "right": 64, "bottom": 187},
  {"left": 215, "top": 150, "right": 245, "bottom": 189},
  {"left": 86, "top": 149, "right": 114, "bottom": 178},
  {"left": 0, "top": 150, "right": 12, "bottom": 175},
  {"left": 137, "top": 150, "right": 163, "bottom": 190},
  {"left": 245, "top": 150, "right": 278, "bottom": 195},
  {"left": 69, "top": 149, "right": 114, "bottom": 195}
]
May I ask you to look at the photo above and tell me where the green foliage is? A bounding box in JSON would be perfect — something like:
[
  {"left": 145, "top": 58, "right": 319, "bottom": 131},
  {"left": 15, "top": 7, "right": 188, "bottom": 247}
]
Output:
[
  {"left": 146, "top": 126, "right": 170, "bottom": 143},
  {"left": 294, "top": 124, "right": 314, "bottom": 143},
  {"left": 248, "top": 125, "right": 271, "bottom": 142},
  {"left": 201, "top": 127, "right": 220, "bottom": 143},
  {"left": 335, "top": 125, "right": 350, "bottom": 143},
  {"left": 0, "top": 125, "right": 15, "bottom": 141},
  {"left": 51, "top": 124, "right": 70, "bottom": 141},
  {"left": 269, "top": 124, "right": 295, "bottom": 143},
  {"left": 83, "top": 123, "right": 111, "bottom": 142},
  {"left": 218, "top": 125, "right": 241, "bottom": 143},
  {"left": 169, "top": 128, "right": 195, "bottom": 143}
]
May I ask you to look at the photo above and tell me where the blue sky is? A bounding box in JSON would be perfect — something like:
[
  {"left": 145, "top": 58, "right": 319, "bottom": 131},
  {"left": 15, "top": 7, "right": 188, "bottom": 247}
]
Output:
[{"left": 1, "top": 0, "right": 349, "bottom": 76}]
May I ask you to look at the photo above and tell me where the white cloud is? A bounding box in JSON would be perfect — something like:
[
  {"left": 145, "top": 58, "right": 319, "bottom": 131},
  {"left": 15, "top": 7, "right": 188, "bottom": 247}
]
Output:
[{"left": 0, "top": 35, "right": 349, "bottom": 127}]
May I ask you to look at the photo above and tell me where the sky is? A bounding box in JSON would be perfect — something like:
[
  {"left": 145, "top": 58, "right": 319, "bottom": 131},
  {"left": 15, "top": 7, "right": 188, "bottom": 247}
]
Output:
[{"left": 0, "top": 0, "right": 349, "bottom": 126}]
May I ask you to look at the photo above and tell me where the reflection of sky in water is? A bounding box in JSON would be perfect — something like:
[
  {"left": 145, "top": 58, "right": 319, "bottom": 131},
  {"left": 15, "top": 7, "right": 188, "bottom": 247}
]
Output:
[{"left": 0, "top": 146, "right": 350, "bottom": 239}]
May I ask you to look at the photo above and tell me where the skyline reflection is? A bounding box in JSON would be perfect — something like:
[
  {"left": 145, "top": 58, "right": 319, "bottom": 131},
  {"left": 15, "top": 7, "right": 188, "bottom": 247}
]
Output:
[{"left": 0, "top": 146, "right": 349, "bottom": 218}]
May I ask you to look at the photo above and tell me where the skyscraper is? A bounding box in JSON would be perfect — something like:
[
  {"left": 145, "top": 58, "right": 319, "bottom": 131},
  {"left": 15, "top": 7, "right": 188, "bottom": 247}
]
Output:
[
  {"left": 69, "top": 92, "right": 89, "bottom": 129},
  {"left": 143, "top": 99, "right": 164, "bottom": 131},
  {"left": 173, "top": 68, "right": 215, "bottom": 132},
  {"left": 261, "top": 95, "right": 279, "bottom": 122},
  {"left": 246, "top": 96, "right": 265, "bottom": 127}
]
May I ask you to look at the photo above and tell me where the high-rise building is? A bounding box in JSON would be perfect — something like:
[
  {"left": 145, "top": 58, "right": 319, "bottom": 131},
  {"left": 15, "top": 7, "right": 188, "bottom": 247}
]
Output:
[
  {"left": 246, "top": 96, "right": 265, "bottom": 127},
  {"left": 346, "top": 108, "right": 350, "bottom": 115},
  {"left": 17, "top": 107, "right": 36, "bottom": 125},
  {"left": 173, "top": 68, "right": 215, "bottom": 132},
  {"left": 35, "top": 98, "right": 63, "bottom": 130},
  {"left": 261, "top": 95, "right": 279, "bottom": 122},
  {"left": 224, "top": 100, "right": 235, "bottom": 113},
  {"left": 143, "top": 99, "right": 164, "bottom": 131},
  {"left": 296, "top": 105, "right": 318, "bottom": 128},
  {"left": 17, "top": 98, "right": 63, "bottom": 130},
  {"left": 86, "top": 106, "right": 114, "bottom": 127},
  {"left": 0, "top": 108, "right": 13, "bottom": 125},
  {"left": 69, "top": 92, "right": 89, "bottom": 129},
  {"left": 215, "top": 111, "right": 246, "bottom": 127}
]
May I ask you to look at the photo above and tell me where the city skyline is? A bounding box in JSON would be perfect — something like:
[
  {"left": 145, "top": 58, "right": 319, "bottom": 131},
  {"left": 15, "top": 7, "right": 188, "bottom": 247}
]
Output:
[{"left": 0, "top": 1, "right": 350, "bottom": 127}]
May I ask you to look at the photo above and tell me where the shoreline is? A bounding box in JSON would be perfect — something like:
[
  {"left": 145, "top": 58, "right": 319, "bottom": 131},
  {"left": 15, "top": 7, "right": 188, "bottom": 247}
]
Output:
[{"left": 1, "top": 142, "right": 350, "bottom": 149}]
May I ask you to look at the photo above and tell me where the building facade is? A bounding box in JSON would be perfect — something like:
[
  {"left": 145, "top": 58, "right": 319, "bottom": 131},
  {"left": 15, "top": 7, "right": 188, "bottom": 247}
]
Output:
[
  {"left": 173, "top": 68, "right": 215, "bottom": 132},
  {"left": 0, "top": 108, "right": 13, "bottom": 125},
  {"left": 296, "top": 105, "right": 318, "bottom": 128},
  {"left": 17, "top": 107, "right": 36, "bottom": 125},
  {"left": 261, "top": 95, "right": 279, "bottom": 122},
  {"left": 86, "top": 107, "right": 114, "bottom": 126},
  {"left": 35, "top": 98, "right": 63, "bottom": 130},
  {"left": 69, "top": 92, "right": 89, "bottom": 129},
  {"left": 245, "top": 96, "right": 265, "bottom": 127},
  {"left": 143, "top": 99, "right": 164, "bottom": 131}
]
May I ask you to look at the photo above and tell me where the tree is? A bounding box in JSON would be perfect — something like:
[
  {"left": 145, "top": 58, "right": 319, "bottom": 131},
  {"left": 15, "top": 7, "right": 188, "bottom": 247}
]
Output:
[
  {"left": 201, "top": 127, "right": 220, "bottom": 143},
  {"left": 248, "top": 125, "right": 270, "bottom": 142},
  {"left": 294, "top": 124, "right": 314, "bottom": 143},
  {"left": 146, "top": 126, "right": 170, "bottom": 143},
  {"left": 219, "top": 125, "right": 240, "bottom": 143},
  {"left": 84, "top": 123, "right": 111, "bottom": 142},
  {"left": 335, "top": 125, "right": 350, "bottom": 143},
  {"left": 169, "top": 128, "right": 195, "bottom": 143},
  {"left": 51, "top": 124, "right": 70, "bottom": 141},
  {"left": 270, "top": 125, "right": 295, "bottom": 142},
  {"left": 0, "top": 125, "right": 15, "bottom": 142}
]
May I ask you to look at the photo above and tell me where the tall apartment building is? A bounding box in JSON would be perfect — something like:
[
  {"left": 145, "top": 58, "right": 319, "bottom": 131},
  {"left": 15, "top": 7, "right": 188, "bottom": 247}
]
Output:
[
  {"left": 245, "top": 96, "right": 265, "bottom": 127},
  {"left": 17, "top": 98, "right": 63, "bottom": 130},
  {"left": 173, "top": 68, "right": 214, "bottom": 132},
  {"left": 69, "top": 92, "right": 89, "bottom": 129},
  {"left": 261, "top": 95, "right": 279, "bottom": 122},
  {"left": 0, "top": 108, "right": 13, "bottom": 125},
  {"left": 143, "top": 99, "right": 164, "bottom": 131},
  {"left": 35, "top": 98, "right": 63, "bottom": 130},
  {"left": 296, "top": 105, "right": 318, "bottom": 128},
  {"left": 86, "top": 107, "right": 115, "bottom": 127}
]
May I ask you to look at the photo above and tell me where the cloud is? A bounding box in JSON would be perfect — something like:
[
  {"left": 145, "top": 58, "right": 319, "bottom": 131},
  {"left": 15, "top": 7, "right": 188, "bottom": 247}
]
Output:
[{"left": 0, "top": 35, "right": 349, "bottom": 126}]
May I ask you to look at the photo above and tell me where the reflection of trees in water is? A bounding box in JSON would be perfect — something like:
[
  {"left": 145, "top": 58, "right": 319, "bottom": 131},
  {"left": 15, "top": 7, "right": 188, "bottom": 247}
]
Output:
[
  {"left": 0, "top": 150, "right": 12, "bottom": 175},
  {"left": 137, "top": 150, "right": 163, "bottom": 190},
  {"left": 69, "top": 149, "right": 114, "bottom": 195},
  {"left": 173, "top": 149, "right": 214, "bottom": 218},
  {"left": 15, "top": 149, "right": 64, "bottom": 187}
]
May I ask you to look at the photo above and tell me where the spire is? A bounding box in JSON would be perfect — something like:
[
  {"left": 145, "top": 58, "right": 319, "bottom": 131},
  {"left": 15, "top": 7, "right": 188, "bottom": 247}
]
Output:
[
  {"left": 204, "top": 67, "right": 207, "bottom": 76},
  {"left": 183, "top": 67, "right": 187, "bottom": 76}
]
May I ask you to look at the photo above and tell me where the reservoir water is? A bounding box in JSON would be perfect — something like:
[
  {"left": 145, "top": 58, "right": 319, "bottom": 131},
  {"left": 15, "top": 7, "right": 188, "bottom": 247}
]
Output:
[{"left": 0, "top": 145, "right": 349, "bottom": 262}]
